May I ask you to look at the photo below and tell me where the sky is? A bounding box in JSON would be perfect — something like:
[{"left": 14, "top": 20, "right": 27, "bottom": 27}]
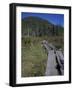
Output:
[{"left": 22, "top": 12, "right": 64, "bottom": 27}]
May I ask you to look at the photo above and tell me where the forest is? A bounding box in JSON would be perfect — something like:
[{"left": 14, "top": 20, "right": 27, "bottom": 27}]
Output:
[{"left": 22, "top": 16, "right": 64, "bottom": 37}]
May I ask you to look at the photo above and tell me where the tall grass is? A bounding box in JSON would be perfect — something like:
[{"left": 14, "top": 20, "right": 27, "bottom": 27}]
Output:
[
  {"left": 21, "top": 37, "right": 47, "bottom": 77},
  {"left": 21, "top": 36, "right": 64, "bottom": 77}
]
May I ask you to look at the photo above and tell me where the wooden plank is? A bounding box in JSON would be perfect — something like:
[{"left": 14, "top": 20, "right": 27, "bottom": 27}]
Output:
[
  {"left": 45, "top": 50, "right": 58, "bottom": 76},
  {"left": 56, "top": 51, "right": 64, "bottom": 75}
]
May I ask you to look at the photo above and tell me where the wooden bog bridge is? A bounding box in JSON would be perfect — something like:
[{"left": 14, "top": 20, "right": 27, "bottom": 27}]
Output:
[{"left": 42, "top": 40, "right": 64, "bottom": 76}]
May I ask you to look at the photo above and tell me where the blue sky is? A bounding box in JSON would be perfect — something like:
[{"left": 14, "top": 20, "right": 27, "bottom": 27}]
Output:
[{"left": 22, "top": 12, "right": 64, "bottom": 27}]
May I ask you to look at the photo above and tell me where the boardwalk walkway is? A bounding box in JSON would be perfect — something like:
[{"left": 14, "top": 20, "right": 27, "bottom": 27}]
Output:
[{"left": 42, "top": 40, "right": 64, "bottom": 76}]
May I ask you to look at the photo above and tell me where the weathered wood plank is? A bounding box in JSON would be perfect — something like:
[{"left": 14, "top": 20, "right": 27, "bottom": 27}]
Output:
[{"left": 45, "top": 50, "right": 58, "bottom": 76}]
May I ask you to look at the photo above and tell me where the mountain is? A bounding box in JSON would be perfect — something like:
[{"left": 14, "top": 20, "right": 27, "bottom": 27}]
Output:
[{"left": 22, "top": 16, "right": 64, "bottom": 37}]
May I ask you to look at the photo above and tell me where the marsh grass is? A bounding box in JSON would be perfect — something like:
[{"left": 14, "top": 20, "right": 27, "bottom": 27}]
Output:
[
  {"left": 21, "top": 38, "right": 47, "bottom": 77},
  {"left": 21, "top": 36, "right": 64, "bottom": 77}
]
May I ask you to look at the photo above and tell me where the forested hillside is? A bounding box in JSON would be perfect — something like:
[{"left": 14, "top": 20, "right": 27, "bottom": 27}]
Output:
[{"left": 22, "top": 16, "right": 64, "bottom": 37}]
